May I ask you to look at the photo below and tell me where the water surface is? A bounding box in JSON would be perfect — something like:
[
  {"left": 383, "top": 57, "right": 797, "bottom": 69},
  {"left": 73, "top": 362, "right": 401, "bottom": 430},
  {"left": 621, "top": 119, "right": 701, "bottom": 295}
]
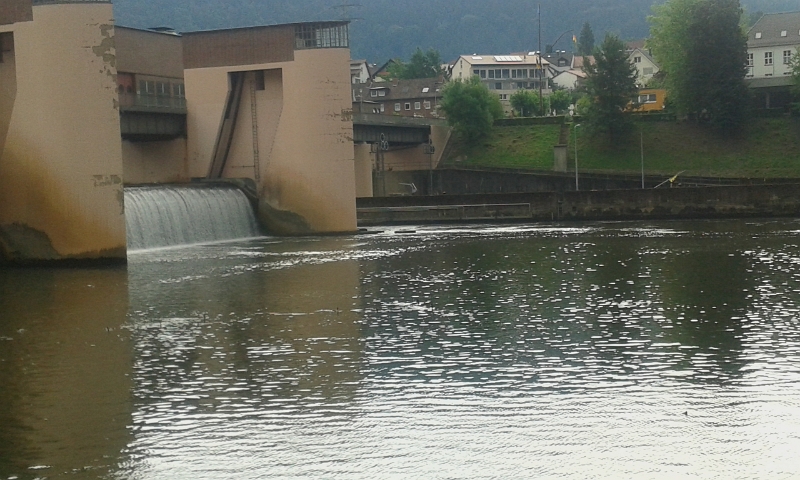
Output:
[{"left": 2, "top": 220, "right": 800, "bottom": 479}]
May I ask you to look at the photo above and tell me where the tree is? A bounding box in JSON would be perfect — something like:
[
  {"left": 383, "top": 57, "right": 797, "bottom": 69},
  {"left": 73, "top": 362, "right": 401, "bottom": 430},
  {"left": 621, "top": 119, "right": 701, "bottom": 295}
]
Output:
[
  {"left": 549, "top": 90, "right": 572, "bottom": 114},
  {"left": 583, "top": 33, "right": 639, "bottom": 143},
  {"left": 578, "top": 22, "right": 595, "bottom": 56},
  {"left": 387, "top": 48, "right": 444, "bottom": 79},
  {"left": 649, "top": 0, "right": 749, "bottom": 133},
  {"left": 790, "top": 47, "right": 800, "bottom": 114},
  {"left": 439, "top": 76, "right": 504, "bottom": 142},
  {"left": 510, "top": 90, "right": 549, "bottom": 117}
]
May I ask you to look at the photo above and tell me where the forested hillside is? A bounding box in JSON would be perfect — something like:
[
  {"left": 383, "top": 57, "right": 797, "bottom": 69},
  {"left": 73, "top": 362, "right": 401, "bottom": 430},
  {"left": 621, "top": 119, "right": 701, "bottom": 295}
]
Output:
[{"left": 112, "top": 0, "right": 798, "bottom": 62}]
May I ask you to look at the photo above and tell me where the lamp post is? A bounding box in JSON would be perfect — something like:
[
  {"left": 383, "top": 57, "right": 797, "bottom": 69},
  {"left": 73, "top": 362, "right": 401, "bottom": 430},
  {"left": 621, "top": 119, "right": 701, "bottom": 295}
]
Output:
[
  {"left": 640, "top": 127, "right": 645, "bottom": 189},
  {"left": 574, "top": 123, "right": 580, "bottom": 191}
]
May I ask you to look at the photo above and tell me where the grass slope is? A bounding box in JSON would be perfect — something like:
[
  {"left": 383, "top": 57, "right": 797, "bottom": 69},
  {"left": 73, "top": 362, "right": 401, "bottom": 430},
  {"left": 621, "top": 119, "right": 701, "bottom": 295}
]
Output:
[{"left": 444, "top": 118, "right": 800, "bottom": 178}]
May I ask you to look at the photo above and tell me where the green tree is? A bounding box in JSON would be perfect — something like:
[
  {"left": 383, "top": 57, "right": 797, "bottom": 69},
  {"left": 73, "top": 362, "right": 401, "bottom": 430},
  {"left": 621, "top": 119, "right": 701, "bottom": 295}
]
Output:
[
  {"left": 549, "top": 90, "right": 572, "bottom": 114},
  {"left": 578, "top": 22, "right": 595, "bottom": 56},
  {"left": 790, "top": 47, "right": 800, "bottom": 114},
  {"left": 439, "top": 76, "right": 504, "bottom": 142},
  {"left": 510, "top": 90, "right": 549, "bottom": 117},
  {"left": 387, "top": 48, "right": 444, "bottom": 79},
  {"left": 583, "top": 33, "right": 639, "bottom": 143},
  {"left": 649, "top": 0, "right": 749, "bottom": 133}
]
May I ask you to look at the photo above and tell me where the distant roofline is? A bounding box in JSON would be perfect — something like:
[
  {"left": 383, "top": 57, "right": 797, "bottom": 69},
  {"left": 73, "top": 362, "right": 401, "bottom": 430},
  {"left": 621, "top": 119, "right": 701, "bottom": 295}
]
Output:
[{"left": 181, "top": 20, "right": 349, "bottom": 36}]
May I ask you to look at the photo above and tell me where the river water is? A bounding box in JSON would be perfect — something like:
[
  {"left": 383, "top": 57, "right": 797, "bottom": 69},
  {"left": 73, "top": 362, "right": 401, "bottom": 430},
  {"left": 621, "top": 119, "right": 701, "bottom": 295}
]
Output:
[{"left": 2, "top": 220, "right": 800, "bottom": 479}]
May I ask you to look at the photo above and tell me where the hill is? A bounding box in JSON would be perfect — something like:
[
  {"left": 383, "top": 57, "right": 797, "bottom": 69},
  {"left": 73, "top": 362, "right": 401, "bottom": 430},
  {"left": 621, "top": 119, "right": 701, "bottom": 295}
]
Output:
[{"left": 111, "top": 0, "right": 798, "bottom": 62}]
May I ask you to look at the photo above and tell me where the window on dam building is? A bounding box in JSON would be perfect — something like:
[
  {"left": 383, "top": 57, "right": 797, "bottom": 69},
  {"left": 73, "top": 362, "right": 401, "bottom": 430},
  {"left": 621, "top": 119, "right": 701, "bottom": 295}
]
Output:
[
  {"left": 0, "top": 33, "right": 13, "bottom": 63},
  {"left": 294, "top": 23, "right": 349, "bottom": 50}
]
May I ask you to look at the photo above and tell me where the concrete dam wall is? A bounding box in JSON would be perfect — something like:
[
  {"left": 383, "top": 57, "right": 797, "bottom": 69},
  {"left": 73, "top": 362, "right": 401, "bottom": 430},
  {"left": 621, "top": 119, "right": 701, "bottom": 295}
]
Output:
[{"left": 357, "top": 184, "right": 800, "bottom": 226}]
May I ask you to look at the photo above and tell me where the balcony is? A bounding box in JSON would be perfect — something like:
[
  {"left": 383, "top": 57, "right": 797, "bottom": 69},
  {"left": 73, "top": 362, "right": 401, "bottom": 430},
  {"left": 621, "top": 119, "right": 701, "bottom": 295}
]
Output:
[{"left": 118, "top": 92, "right": 186, "bottom": 115}]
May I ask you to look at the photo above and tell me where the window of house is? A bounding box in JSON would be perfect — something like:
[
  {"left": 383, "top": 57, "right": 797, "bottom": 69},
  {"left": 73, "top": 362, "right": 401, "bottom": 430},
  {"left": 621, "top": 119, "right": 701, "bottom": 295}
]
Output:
[
  {"left": 499, "top": 94, "right": 508, "bottom": 100},
  {"left": 781, "top": 30, "right": 787, "bottom": 37},
  {"left": 480, "top": 70, "right": 487, "bottom": 78},
  {"left": 634, "top": 56, "right": 641, "bottom": 63},
  {"left": 380, "top": 104, "right": 385, "bottom": 113},
  {"left": 414, "top": 102, "right": 421, "bottom": 110},
  {"left": 512, "top": 70, "right": 517, "bottom": 79},
  {"left": 755, "top": 32, "right": 762, "bottom": 39},
  {"left": 378, "top": 90, "right": 386, "bottom": 97},
  {"left": 765, "top": 51, "right": 773, "bottom": 66},
  {"left": 424, "top": 101, "right": 431, "bottom": 109},
  {"left": 173, "top": 83, "right": 185, "bottom": 97},
  {"left": 495, "top": 69, "right": 502, "bottom": 78},
  {"left": 395, "top": 103, "right": 401, "bottom": 112},
  {"left": 488, "top": 70, "right": 496, "bottom": 79},
  {"left": 495, "top": 82, "right": 502, "bottom": 90},
  {"left": 474, "top": 69, "right": 480, "bottom": 76},
  {"left": 405, "top": 103, "right": 411, "bottom": 110},
  {"left": 370, "top": 90, "right": 377, "bottom": 97},
  {"left": 643, "top": 67, "right": 654, "bottom": 76},
  {"left": 502, "top": 69, "right": 510, "bottom": 78},
  {"left": 784, "top": 50, "right": 792, "bottom": 64},
  {"left": 746, "top": 53, "right": 753, "bottom": 67}
]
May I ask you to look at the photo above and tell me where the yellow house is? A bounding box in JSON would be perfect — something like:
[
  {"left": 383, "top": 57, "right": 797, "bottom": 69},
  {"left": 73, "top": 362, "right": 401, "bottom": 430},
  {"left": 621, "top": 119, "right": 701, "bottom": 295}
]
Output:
[{"left": 630, "top": 88, "right": 667, "bottom": 112}]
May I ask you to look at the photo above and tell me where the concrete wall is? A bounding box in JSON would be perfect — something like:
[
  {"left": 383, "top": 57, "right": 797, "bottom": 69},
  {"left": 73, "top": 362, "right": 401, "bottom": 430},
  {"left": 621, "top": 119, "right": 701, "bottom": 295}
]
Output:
[
  {"left": 115, "top": 26, "right": 183, "bottom": 78},
  {"left": 0, "top": 2, "right": 126, "bottom": 263},
  {"left": 354, "top": 143, "right": 373, "bottom": 197},
  {"left": 356, "top": 184, "right": 800, "bottom": 226},
  {"left": 0, "top": 33, "right": 16, "bottom": 160},
  {"left": 185, "top": 40, "right": 357, "bottom": 235},
  {"left": 122, "top": 139, "right": 188, "bottom": 184}
]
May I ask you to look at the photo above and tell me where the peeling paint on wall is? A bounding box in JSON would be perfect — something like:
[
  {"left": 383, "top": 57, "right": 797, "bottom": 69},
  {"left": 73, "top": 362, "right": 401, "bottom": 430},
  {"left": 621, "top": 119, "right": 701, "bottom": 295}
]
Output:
[{"left": 92, "top": 174, "right": 122, "bottom": 187}]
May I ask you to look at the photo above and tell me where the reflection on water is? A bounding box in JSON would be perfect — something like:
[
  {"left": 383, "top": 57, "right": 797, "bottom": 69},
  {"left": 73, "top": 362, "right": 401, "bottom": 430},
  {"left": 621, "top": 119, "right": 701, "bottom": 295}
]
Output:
[
  {"left": 0, "top": 267, "right": 131, "bottom": 479},
  {"left": 3, "top": 220, "right": 800, "bottom": 479}
]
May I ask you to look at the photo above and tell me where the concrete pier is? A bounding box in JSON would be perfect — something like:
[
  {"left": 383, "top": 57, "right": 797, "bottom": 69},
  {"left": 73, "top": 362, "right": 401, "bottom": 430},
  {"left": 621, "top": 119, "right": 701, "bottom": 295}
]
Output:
[{"left": 0, "top": 0, "right": 126, "bottom": 263}]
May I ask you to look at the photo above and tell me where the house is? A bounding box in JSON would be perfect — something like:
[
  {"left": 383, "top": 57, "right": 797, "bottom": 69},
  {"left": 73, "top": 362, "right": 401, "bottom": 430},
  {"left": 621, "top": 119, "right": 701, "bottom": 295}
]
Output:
[
  {"left": 450, "top": 53, "right": 553, "bottom": 113},
  {"left": 552, "top": 69, "right": 586, "bottom": 90},
  {"left": 542, "top": 51, "right": 576, "bottom": 74},
  {"left": 628, "top": 47, "right": 660, "bottom": 87},
  {"left": 629, "top": 88, "right": 667, "bottom": 113},
  {"left": 746, "top": 11, "right": 800, "bottom": 109},
  {"left": 352, "top": 77, "right": 444, "bottom": 119},
  {"left": 350, "top": 59, "right": 370, "bottom": 84}
]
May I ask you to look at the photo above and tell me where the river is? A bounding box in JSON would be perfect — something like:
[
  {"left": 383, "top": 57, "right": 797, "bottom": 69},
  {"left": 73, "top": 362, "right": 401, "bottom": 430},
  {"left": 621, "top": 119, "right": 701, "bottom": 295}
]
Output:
[{"left": 2, "top": 220, "right": 800, "bottom": 479}]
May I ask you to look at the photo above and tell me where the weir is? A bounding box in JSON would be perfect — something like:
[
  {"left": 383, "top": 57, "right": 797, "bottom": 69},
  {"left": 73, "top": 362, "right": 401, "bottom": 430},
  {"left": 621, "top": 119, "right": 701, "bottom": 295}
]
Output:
[{"left": 124, "top": 185, "right": 261, "bottom": 251}]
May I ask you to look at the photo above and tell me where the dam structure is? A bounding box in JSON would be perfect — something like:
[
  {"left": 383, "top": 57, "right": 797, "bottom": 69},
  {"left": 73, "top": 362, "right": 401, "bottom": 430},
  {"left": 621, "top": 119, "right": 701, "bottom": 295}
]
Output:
[{"left": 0, "top": 0, "right": 358, "bottom": 263}]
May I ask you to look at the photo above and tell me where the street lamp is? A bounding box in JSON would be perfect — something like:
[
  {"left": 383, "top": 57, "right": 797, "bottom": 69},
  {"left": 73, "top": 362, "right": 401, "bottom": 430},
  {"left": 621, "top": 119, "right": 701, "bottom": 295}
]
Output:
[
  {"left": 574, "top": 123, "right": 580, "bottom": 191},
  {"left": 640, "top": 127, "right": 645, "bottom": 189}
]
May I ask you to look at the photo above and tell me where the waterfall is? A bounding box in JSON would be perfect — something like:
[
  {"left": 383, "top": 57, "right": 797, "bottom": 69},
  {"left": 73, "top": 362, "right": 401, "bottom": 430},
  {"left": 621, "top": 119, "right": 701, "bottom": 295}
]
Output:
[{"left": 125, "top": 185, "right": 261, "bottom": 251}]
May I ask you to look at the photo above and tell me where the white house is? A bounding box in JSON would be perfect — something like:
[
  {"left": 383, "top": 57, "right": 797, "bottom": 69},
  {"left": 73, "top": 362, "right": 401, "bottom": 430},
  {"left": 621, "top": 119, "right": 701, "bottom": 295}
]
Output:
[
  {"left": 746, "top": 11, "right": 800, "bottom": 109},
  {"left": 350, "top": 59, "right": 370, "bottom": 84},
  {"left": 552, "top": 69, "right": 586, "bottom": 90},
  {"left": 628, "top": 48, "right": 660, "bottom": 87},
  {"left": 450, "top": 54, "right": 553, "bottom": 113}
]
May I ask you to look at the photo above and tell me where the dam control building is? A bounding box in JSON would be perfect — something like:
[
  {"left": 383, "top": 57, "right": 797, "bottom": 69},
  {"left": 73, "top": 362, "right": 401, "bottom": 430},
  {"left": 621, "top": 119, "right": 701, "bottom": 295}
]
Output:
[{"left": 0, "top": 0, "right": 358, "bottom": 263}]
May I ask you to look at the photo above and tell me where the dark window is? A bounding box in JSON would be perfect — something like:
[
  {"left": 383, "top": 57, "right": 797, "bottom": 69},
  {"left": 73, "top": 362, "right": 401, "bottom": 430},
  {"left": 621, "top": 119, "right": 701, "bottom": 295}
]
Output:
[{"left": 255, "top": 71, "right": 265, "bottom": 90}]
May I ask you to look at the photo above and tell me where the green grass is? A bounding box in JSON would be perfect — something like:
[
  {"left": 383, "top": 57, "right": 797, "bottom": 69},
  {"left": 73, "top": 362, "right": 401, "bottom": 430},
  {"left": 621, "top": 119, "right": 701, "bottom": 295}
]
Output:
[
  {"left": 443, "top": 124, "right": 563, "bottom": 170},
  {"left": 443, "top": 118, "right": 800, "bottom": 178}
]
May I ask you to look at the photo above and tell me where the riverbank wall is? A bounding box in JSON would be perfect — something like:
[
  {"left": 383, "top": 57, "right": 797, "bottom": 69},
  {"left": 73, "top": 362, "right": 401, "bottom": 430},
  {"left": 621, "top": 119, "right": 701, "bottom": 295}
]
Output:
[{"left": 357, "top": 183, "right": 800, "bottom": 226}]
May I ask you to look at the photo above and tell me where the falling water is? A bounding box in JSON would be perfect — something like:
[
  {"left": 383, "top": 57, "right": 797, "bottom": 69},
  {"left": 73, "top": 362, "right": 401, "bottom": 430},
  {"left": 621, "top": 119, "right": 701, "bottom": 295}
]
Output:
[{"left": 124, "top": 185, "right": 261, "bottom": 251}]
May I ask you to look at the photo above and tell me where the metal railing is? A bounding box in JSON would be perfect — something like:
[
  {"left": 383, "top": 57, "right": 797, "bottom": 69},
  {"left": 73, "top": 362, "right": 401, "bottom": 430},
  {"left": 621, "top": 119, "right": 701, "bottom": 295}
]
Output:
[{"left": 118, "top": 92, "right": 186, "bottom": 113}]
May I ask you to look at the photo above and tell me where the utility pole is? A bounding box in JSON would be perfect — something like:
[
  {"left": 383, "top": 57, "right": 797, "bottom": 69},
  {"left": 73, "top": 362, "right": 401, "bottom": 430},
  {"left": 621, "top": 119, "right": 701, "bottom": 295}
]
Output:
[{"left": 538, "top": 4, "right": 543, "bottom": 115}]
